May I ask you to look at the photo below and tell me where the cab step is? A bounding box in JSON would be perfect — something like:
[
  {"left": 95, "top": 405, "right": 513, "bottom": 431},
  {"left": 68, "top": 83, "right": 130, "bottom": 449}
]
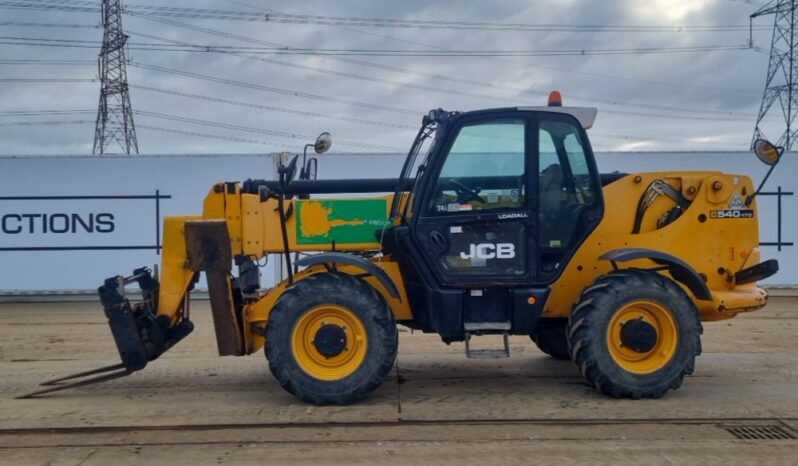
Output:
[{"left": 464, "top": 322, "right": 511, "bottom": 359}]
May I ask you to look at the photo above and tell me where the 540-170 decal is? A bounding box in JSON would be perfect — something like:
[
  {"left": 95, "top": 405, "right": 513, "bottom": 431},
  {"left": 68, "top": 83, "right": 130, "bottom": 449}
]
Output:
[{"left": 710, "top": 209, "right": 754, "bottom": 219}]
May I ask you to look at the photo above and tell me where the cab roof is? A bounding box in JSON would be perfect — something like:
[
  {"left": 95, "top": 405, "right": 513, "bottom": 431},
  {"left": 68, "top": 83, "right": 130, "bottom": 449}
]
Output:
[{"left": 450, "top": 106, "right": 598, "bottom": 130}]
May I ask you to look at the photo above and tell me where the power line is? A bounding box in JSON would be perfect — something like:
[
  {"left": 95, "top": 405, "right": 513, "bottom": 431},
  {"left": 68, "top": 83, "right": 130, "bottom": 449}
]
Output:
[
  {"left": 130, "top": 62, "right": 756, "bottom": 123},
  {"left": 17, "top": 0, "right": 97, "bottom": 4},
  {"left": 132, "top": 54, "right": 754, "bottom": 119},
  {"left": 129, "top": 61, "right": 419, "bottom": 115},
  {"left": 0, "top": 72, "right": 759, "bottom": 124},
  {"left": 0, "top": 119, "right": 93, "bottom": 126},
  {"left": 223, "top": 0, "right": 761, "bottom": 95},
  {"left": 0, "top": 1, "right": 771, "bottom": 33},
  {"left": 137, "top": 124, "right": 327, "bottom": 151},
  {"left": 0, "top": 58, "right": 95, "bottom": 65},
  {"left": 0, "top": 79, "right": 767, "bottom": 125},
  {"left": 0, "top": 2, "right": 98, "bottom": 13},
  {"left": 135, "top": 110, "right": 405, "bottom": 151},
  {"left": 12, "top": 0, "right": 98, "bottom": 5},
  {"left": 591, "top": 132, "right": 734, "bottom": 145},
  {"left": 598, "top": 108, "right": 762, "bottom": 122},
  {"left": 82, "top": 2, "right": 782, "bottom": 32},
  {"left": 337, "top": 23, "right": 759, "bottom": 95},
  {"left": 0, "top": 109, "right": 94, "bottom": 115},
  {"left": 126, "top": 29, "right": 526, "bottom": 106},
  {"left": 125, "top": 15, "right": 758, "bottom": 118},
  {"left": 130, "top": 84, "right": 416, "bottom": 130},
  {"left": 0, "top": 78, "right": 97, "bottom": 82},
  {"left": 0, "top": 1, "right": 765, "bottom": 131},
  {"left": 0, "top": 118, "right": 328, "bottom": 152},
  {"left": 0, "top": 34, "right": 754, "bottom": 56},
  {"left": 0, "top": 20, "right": 99, "bottom": 28}
]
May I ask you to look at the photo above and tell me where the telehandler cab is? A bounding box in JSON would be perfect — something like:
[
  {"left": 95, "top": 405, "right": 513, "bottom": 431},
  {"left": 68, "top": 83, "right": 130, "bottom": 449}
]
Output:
[{"left": 25, "top": 92, "right": 780, "bottom": 404}]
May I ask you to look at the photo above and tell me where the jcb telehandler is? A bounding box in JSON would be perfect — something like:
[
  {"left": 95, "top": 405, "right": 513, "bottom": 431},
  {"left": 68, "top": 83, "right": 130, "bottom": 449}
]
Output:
[{"left": 25, "top": 92, "right": 780, "bottom": 404}]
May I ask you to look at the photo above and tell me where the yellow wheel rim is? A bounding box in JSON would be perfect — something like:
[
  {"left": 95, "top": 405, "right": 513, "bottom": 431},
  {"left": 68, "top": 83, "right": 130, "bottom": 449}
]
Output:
[
  {"left": 607, "top": 300, "right": 678, "bottom": 375},
  {"left": 291, "top": 305, "right": 368, "bottom": 381}
]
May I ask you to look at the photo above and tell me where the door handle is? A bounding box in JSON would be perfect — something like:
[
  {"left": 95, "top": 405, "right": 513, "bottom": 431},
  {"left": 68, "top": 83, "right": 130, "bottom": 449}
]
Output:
[{"left": 429, "top": 230, "right": 447, "bottom": 251}]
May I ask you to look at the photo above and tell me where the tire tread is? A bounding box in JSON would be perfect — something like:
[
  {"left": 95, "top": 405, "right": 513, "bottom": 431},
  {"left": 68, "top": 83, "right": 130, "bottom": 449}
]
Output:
[
  {"left": 567, "top": 269, "right": 703, "bottom": 399},
  {"left": 265, "top": 272, "right": 398, "bottom": 405}
]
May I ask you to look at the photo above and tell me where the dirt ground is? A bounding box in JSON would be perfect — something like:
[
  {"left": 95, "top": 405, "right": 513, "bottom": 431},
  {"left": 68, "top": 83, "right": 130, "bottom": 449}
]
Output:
[{"left": 0, "top": 297, "right": 796, "bottom": 465}]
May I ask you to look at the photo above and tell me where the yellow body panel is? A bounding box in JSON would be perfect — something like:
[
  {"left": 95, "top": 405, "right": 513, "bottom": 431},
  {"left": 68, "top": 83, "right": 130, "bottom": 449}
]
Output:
[
  {"left": 224, "top": 184, "right": 244, "bottom": 255},
  {"left": 157, "top": 215, "right": 201, "bottom": 322},
  {"left": 241, "top": 194, "right": 265, "bottom": 257},
  {"left": 545, "top": 171, "right": 765, "bottom": 320}
]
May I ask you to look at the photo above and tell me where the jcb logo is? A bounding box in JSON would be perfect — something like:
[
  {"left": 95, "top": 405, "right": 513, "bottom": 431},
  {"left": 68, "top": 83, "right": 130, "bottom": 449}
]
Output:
[{"left": 460, "top": 243, "right": 516, "bottom": 260}]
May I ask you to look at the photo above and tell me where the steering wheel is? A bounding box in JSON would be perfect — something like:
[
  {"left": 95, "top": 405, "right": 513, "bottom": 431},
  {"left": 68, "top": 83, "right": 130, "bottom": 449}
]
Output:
[{"left": 449, "top": 179, "right": 486, "bottom": 204}]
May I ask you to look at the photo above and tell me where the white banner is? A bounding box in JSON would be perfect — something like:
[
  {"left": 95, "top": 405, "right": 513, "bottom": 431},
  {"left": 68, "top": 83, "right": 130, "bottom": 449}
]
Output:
[{"left": 0, "top": 154, "right": 277, "bottom": 293}]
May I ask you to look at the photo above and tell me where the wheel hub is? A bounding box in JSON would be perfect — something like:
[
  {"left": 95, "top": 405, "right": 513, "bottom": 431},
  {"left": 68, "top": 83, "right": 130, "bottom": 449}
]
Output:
[
  {"left": 312, "top": 323, "right": 347, "bottom": 358},
  {"left": 620, "top": 318, "right": 658, "bottom": 353}
]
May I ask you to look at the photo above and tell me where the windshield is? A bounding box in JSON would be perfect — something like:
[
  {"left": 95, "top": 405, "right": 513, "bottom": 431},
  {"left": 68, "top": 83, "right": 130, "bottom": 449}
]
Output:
[{"left": 389, "top": 119, "right": 440, "bottom": 219}]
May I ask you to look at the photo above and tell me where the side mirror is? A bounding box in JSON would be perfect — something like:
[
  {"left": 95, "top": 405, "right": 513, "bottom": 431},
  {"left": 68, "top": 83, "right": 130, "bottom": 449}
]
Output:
[
  {"left": 305, "top": 158, "right": 318, "bottom": 181},
  {"left": 746, "top": 139, "right": 784, "bottom": 206},
  {"left": 753, "top": 139, "right": 782, "bottom": 166},
  {"left": 314, "top": 132, "right": 332, "bottom": 154},
  {"left": 278, "top": 154, "right": 299, "bottom": 188}
]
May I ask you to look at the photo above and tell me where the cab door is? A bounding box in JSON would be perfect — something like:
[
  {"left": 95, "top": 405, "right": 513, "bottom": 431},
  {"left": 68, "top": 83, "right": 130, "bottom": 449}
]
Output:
[
  {"left": 411, "top": 114, "right": 537, "bottom": 288},
  {"left": 536, "top": 113, "right": 603, "bottom": 281}
]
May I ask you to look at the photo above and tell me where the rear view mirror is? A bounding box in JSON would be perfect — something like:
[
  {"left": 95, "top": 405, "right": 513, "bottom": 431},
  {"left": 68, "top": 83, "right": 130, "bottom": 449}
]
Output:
[
  {"left": 286, "top": 154, "right": 299, "bottom": 183},
  {"left": 753, "top": 139, "right": 782, "bottom": 166},
  {"left": 746, "top": 139, "right": 784, "bottom": 206},
  {"left": 314, "top": 132, "right": 332, "bottom": 154},
  {"left": 278, "top": 154, "right": 299, "bottom": 188}
]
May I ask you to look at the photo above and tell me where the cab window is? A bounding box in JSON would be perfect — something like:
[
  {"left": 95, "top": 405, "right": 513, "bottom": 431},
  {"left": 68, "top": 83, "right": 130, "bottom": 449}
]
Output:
[
  {"left": 539, "top": 119, "right": 596, "bottom": 252},
  {"left": 429, "top": 119, "right": 526, "bottom": 214}
]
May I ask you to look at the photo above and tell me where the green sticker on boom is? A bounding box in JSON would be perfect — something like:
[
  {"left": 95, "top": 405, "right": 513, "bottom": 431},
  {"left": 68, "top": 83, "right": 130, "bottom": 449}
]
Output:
[{"left": 295, "top": 199, "right": 390, "bottom": 245}]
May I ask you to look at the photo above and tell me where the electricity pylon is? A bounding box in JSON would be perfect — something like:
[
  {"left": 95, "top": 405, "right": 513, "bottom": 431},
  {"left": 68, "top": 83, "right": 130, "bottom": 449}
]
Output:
[{"left": 92, "top": 0, "right": 138, "bottom": 155}]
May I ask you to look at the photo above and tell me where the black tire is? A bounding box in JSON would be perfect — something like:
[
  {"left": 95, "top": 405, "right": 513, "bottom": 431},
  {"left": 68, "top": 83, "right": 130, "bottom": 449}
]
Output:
[
  {"left": 530, "top": 320, "right": 570, "bottom": 360},
  {"left": 265, "top": 272, "right": 398, "bottom": 405},
  {"left": 567, "top": 269, "right": 703, "bottom": 399}
]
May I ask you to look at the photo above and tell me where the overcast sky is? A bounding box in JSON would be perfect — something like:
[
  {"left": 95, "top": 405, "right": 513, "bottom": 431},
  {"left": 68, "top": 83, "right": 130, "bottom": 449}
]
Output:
[{"left": 0, "top": 0, "right": 783, "bottom": 155}]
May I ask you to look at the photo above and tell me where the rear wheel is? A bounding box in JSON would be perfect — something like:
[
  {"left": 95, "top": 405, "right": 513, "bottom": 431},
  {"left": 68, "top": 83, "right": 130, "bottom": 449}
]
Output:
[
  {"left": 567, "top": 269, "right": 702, "bottom": 399},
  {"left": 530, "top": 319, "right": 570, "bottom": 360},
  {"left": 265, "top": 273, "right": 398, "bottom": 405}
]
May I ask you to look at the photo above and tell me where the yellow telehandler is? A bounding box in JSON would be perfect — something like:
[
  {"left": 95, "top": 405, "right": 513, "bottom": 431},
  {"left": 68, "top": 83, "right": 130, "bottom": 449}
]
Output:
[{"left": 25, "top": 93, "right": 780, "bottom": 404}]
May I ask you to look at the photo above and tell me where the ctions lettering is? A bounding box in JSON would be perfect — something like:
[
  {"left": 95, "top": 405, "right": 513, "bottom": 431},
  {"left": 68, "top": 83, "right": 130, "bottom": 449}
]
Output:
[
  {"left": 1, "top": 213, "right": 114, "bottom": 235},
  {"left": 0, "top": 192, "right": 170, "bottom": 252}
]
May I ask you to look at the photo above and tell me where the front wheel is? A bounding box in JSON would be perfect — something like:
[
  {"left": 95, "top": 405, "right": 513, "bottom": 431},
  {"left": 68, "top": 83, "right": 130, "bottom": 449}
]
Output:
[
  {"left": 567, "top": 269, "right": 702, "bottom": 399},
  {"left": 265, "top": 273, "right": 398, "bottom": 405}
]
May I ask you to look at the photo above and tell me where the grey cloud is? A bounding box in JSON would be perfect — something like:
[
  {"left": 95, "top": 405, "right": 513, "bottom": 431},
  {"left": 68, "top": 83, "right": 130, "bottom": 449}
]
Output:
[{"left": 0, "top": 0, "right": 777, "bottom": 155}]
